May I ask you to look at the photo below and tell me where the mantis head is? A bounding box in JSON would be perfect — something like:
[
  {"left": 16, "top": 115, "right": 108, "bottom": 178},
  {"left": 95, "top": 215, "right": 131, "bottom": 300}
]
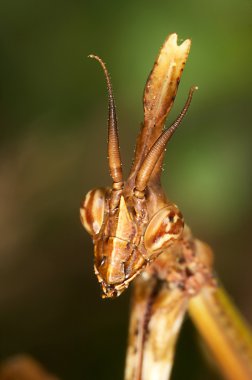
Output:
[{"left": 80, "top": 34, "right": 197, "bottom": 298}]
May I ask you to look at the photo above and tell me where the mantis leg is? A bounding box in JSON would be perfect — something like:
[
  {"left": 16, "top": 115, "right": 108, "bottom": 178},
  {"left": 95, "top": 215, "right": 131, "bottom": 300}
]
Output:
[
  {"left": 189, "top": 272, "right": 252, "bottom": 380},
  {"left": 124, "top": 274, "right": 188, "bottom": 380}
]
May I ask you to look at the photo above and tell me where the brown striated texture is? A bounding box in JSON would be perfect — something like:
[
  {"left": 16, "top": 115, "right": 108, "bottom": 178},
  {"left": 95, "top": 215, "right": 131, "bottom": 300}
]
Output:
[
  {"left": 143, "top": 34, "right": 191, "bottom": 128},
  {"left": 144, "top": 205, "right": 184, "bottom": 254},
  {"left": 82, "top": 33, "right": 252, "bottom": 380},
  {"left": 124, "top": 226, "right": 216, "bottom": 380},
  {"left": 124, "top": 274, "right": 188, "bottom": 380},
  {"left": 129, "top": 33, "right": 191, "bottom": 183},
  {"left": 89, "top": 55, "right": 123, "bottom": 184},
  {"left": 135, "top": 86, "right": 197, "bottom": 192},
  {"left": 80, "top": 188, "right": 106, "bottom": 236},
  {"left": 82, "top": 34, "right": 195, "bottom": 298}
]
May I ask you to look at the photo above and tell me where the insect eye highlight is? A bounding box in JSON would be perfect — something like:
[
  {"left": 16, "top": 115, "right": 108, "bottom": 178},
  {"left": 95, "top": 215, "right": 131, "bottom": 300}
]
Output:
[
  {"left": 144, "top": 205, "right": 184, "bottom": 254},
  {"left": 80, "top": 188, "right": 106, "bottom": 236}
]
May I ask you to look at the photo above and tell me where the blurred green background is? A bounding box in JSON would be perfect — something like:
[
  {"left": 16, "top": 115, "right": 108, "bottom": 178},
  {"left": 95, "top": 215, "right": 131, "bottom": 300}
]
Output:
[{"left": 0, "top": 0, "right": 251, "bottom": 379}]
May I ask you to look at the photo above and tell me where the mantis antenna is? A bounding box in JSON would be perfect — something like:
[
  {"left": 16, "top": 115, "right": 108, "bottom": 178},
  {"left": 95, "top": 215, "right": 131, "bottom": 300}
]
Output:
[{"left": 89, "top": 54, "right": 123, "bottom": 188}]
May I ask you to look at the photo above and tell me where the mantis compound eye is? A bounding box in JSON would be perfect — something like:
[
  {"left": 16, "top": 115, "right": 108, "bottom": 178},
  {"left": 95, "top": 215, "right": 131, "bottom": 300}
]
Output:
[
  {"left": 80, "top": 188, "right": 106, "bottom": 236},
  {"left": 144, "top": 205, "right": 184, "bottom": 254}
]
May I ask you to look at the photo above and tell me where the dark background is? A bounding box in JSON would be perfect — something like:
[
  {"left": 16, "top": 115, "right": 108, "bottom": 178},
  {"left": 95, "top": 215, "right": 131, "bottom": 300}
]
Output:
[{"left": 0, "top": 0, "right": 251, "bottom": 379}]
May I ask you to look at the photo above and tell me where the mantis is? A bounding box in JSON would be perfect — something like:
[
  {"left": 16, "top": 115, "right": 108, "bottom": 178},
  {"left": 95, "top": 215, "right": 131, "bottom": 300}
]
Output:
[{"left": 80, "top": 33, "right": 252, "bottom": 380}]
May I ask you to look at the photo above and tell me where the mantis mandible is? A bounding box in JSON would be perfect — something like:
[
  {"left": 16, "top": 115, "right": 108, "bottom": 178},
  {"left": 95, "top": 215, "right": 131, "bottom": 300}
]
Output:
[{"left": 80, "top": 33, "right": 252, "bottom": 380}]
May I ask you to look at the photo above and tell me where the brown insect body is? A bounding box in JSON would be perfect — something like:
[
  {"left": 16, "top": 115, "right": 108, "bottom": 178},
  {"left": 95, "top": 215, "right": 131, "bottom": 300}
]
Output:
[
  {"left": 81, "top": 33, "right": 252, "bottom": 380},
  {"left": 94, "top": 185, "right": 183, "bottom": 298},
  {"left": 81, "top": 34, "right": 193, "bottom": 298}
]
